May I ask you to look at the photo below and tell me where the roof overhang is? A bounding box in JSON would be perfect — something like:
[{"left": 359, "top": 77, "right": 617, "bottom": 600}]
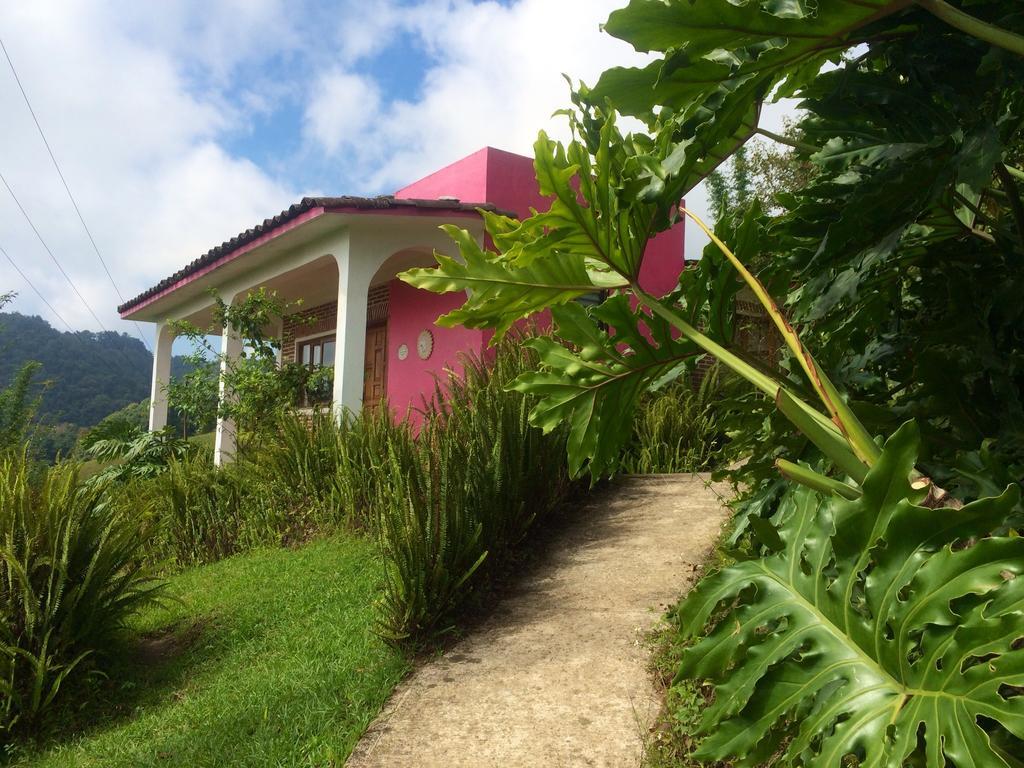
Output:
[{"left": 120, "top": 196, "right": 505, "bottom": 322}]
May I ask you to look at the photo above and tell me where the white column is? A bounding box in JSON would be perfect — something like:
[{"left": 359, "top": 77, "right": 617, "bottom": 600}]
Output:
[
  {"left": 214, "top": 317, "right": 243, "bottom": 466},
  {"left": 147, "top": 325, "right": 175, "bottom": 434},
  {"left": 332, "top": 239, "right": 373, "bottom": 419},
  {"left": 148, "top": 322, "right": 175, "bottom": 431}
]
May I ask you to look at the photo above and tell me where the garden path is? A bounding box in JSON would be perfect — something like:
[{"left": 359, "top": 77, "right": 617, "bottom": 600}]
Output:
[{"left": 346, "top": 474, "right": 730, "bottom": 768}]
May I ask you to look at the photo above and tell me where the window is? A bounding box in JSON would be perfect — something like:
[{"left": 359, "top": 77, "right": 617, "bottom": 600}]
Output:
[
  {"left": 296, "top": 334, "right": 335, "bottom": 407},
  {"left": 297, "top": 334, "right": 335, "bottom": 370}
]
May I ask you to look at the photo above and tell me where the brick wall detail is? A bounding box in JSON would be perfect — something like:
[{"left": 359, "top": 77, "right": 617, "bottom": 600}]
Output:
[
  {"left": 280, "top": 287, "right": 390, "bottom": 364},
  {"left": 281, "top": 301, "right": 337, "bottom": 364}
]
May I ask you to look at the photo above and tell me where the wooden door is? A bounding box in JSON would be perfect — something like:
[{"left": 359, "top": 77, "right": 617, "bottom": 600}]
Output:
[{"left": 363, "top": 324, "right": 388, "bottom": 409}]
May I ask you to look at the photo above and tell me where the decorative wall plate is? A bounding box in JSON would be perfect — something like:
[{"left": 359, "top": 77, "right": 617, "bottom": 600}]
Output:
[
  {"left": 397, "top": 343, "right": 409, "bottom": 361},
  {"left": 417, "top": 329, "right": 434, "bottom": 360}
]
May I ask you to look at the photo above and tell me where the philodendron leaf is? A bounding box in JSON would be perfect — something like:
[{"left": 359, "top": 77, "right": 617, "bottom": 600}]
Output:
[
  {"left": 509, "top": 296, "right": 697, "bottom": 477},
  {"left": 677, "top": 421, "right": 1024, "bottom": 767},
  {"left": 595, "top": 0, "right": 910, "bottom": 116},
  {"left": 399, "top": 224, "right": 627, "bottom": 340}
]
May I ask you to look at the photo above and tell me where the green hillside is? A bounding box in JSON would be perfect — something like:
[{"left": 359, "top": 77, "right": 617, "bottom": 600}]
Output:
[{"left": 0, "top": 312, "right": 190, "bottom": 428}]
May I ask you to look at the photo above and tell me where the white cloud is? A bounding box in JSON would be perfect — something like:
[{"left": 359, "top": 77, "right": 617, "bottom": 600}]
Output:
[
  {"left": 303, "top": 71, "right": 382, "bottom": 154},
  {"left": 0, "top": 1, "right": 298, "bottom": 337},
  {"left": 298, "top": 0, "right": 738, "bottom": 260},
  {"left": 331, "top": 0, "right": 647, "bottom": 189},
  {"left": 0, "top": 0, "right": 800, "bottom": 341}
]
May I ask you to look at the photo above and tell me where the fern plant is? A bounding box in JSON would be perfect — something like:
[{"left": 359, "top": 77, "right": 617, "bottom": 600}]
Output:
[
  {"left": 372, "top": 339, "right": 572, "bottom": 641},
  {"left": 620, "top": 366, "right": 728, "bottom": 474},
  {"left": 0, "top": 453, "right": 162, "bottom": 740}
]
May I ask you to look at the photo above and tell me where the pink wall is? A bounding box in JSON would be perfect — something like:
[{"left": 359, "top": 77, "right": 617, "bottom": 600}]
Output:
[
  {"left": 396, "top": 147, "right": 549, "bottom": 219},
  {"left": 385, "top": 278, "right": 486, "bottom": 419},
  {"left": 638, "top": 221, "right": 685, "bottom": 297},
  {"left": 385, "top": 147, "right": 686, "bottom": 415},
  {"left": 395, "top": 148, "right": 491, "bottom": 206}
]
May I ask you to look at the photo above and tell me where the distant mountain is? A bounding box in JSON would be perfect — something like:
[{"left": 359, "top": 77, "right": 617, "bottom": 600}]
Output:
[{"left": 0, "top": 312, "right": 190, "bottom": 428}]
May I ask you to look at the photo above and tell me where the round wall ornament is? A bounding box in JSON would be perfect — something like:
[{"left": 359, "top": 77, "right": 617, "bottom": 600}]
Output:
[
  {"left": 417, "top": 329, "right": 434, "bottom": 360},
  {"left": 397, "top": 343, "right": 409, "bottom": 361}
]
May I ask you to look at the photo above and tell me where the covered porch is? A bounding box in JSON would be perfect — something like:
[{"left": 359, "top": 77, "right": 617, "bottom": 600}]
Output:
[{"left": 120, "top": 197, "right": 497, "bottom": 465}]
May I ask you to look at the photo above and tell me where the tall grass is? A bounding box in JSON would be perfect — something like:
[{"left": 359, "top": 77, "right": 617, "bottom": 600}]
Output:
[
  {"left": 372, "top": 347, "right": 572, "bottom": 641},
  {"left": 86, "top": 336, "right": 573, "bottom": 645},
  {"left": 619, "top": 365, "right": 728, "bottom": 474},
  {"left": 121, "top": 453, "right": 300, "bottom": 570},
  {"left": 0, "top": 453, "right": 162, "bottom": 741},
  {"left": 244, "top": 339, "right": 573, "bottom": 642}
]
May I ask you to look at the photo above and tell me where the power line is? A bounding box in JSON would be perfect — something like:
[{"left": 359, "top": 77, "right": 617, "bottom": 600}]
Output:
[
  {"left": 0, "top": 173, "right": 152, "bottom": 372},
  {"left": 0, "top": 242, "right": 74, "bottom": 331},
  {"left": 0, "top": 35, "right": 151, "bottom": 351},
  {"left": 0, "top": 170, "right": 113, "bottom": 333},
  {"left": 0, "top": 237, "right": 151, "bottom": 372}
]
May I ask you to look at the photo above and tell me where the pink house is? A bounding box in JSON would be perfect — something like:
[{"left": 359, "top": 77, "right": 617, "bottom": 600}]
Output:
[{"left": 119, "top": 148, "right": 684, "bottom": 464}]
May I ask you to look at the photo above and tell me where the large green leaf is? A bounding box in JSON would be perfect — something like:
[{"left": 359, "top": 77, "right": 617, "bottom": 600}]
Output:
[
  {"left": 509, "top": 297, "right": 698, "bottom": 477},
  {"left": 676, "top": 421, "right": 1024, "bottom": 766},
  {"left": 400, "top": 224, "right": 627, "bottom": 339},
  {"left": 595, "top": 0, "right": 910, "bottom": 116},
  {"left": 589, "top": 0, "right": 916, "bottom": 201}
]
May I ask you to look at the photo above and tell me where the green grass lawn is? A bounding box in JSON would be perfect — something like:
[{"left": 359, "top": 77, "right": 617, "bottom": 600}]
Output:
[{"left": 12, "top": 536, "right": 407, "bottom": 768}]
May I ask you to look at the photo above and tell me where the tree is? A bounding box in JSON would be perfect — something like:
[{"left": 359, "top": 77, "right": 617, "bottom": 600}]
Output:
[
  {"left": 399, "top": 1, "right": 1024, "bottom": 764},
  {"left": 0, "top": 294, "right": 42, "bottom": 455},
  {"left": 168, "top": 289, "right": 319, "bottom": 452}
]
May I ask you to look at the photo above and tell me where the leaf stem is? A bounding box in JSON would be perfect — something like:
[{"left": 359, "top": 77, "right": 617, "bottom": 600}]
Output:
[
  {"left": 915, "top": 0, "right": 1024, "bottom": 56},
  {"left": 632, "top": 288, "right": 843, "bottom": 440},
  {"left": 754, "top": 127, "right": 819, "bottom": 155},
  {"left": 995, "top": 163, "right": 1024, "bottom": 249},
  {"left": 677, "top": 207, "right": 881, "bottom": 465}
]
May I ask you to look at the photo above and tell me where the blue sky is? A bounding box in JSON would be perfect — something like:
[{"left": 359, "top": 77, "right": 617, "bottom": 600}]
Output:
[{"left": 0, "top": 0, "right": 789, "bottom": 342}]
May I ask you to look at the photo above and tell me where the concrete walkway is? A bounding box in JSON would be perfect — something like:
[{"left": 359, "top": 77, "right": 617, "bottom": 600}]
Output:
[{"left": 346, "top": 475, "right": 730, "bottom": 768}]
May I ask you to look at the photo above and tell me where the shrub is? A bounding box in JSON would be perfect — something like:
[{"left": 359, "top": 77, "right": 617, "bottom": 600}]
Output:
[
  {"left": 80, "top": 420, "right": 198, "bottom": 485},
  {"left": 133, "top": 454, "right": 298, "bottom": 569},
  {"left": 373, "top": 343, "right": 573, "bottom": 641},
  {"left": 250, "top": 407, "right": 407, "bottom": 532},
  {"left": 95, "top": 335, "right": 573, "bottom": 644},
  {"left": 249, "top": 338, "right": 574, "bottom": 643},
  {"left": 0, "top": 453, "right": 162, "bottom": 741},
  {"left": 619, "top": 365, "right": 729, "bottom": 474}
]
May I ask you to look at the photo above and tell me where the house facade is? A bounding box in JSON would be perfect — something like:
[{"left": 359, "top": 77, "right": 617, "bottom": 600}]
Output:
[{"left": 119, "top": 148, "right": 684, "bottom": 464}]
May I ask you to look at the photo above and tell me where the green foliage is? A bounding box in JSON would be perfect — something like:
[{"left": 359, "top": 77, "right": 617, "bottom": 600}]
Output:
[
  {"left": 87, "top": 336, "right": 570, "bottom": 645},
  {"left": 91, "top": 400, "right": 149, "bottom": 434},
  {"left": 0, "top": 362, "right": 41, "bottom": 454},
  {"left": 373, "top": 344, "right": 572, "bottom": 641},
  {"left": 252, "top": 406, "right": 406, "bottom": 532},
  {"left": 126, "top": 453, "right": 297, "bottom": 570},
  {"left": 0, "top": 311, "right": 190, "bottom": 430},
  {"left": 168, "top": 289, "right": 330, "bottom": 448},
  {"left": 80, "top": 420, "right": 197, "bottom": 485},
  {"left": 676, "top": 423, "right": 1024, "bottom": 766},
  {"left": 509, "top": 297, "right": 700, "bottom": 477},
  {"left": 14, "top": 537, "right": 407, "bottom": 768},
  {"left": 707, "top": 129, "right": 814, "bottom": 224},
  {"left": 248, "top": 340, "right": 574, "bottom": 642},
  {"left": 164, "top": 358, "right": 218, "bottom": 439},
  {"left": 0, "top": 453, "right": 162, "bottom": 742},
  {"left": 405, "top": 109, "right": 868, "bottom": 482},
  {"left": 620, "top": 367, "right": 729, "bottom": 475}
]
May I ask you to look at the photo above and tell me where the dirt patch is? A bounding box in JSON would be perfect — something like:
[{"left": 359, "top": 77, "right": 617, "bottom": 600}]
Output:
[
  {"left": 133, "top": 619, "right": 208, "bottom": 666},
  {"left": 347, "top": 474, "right": 730, "bottom": 768}
]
